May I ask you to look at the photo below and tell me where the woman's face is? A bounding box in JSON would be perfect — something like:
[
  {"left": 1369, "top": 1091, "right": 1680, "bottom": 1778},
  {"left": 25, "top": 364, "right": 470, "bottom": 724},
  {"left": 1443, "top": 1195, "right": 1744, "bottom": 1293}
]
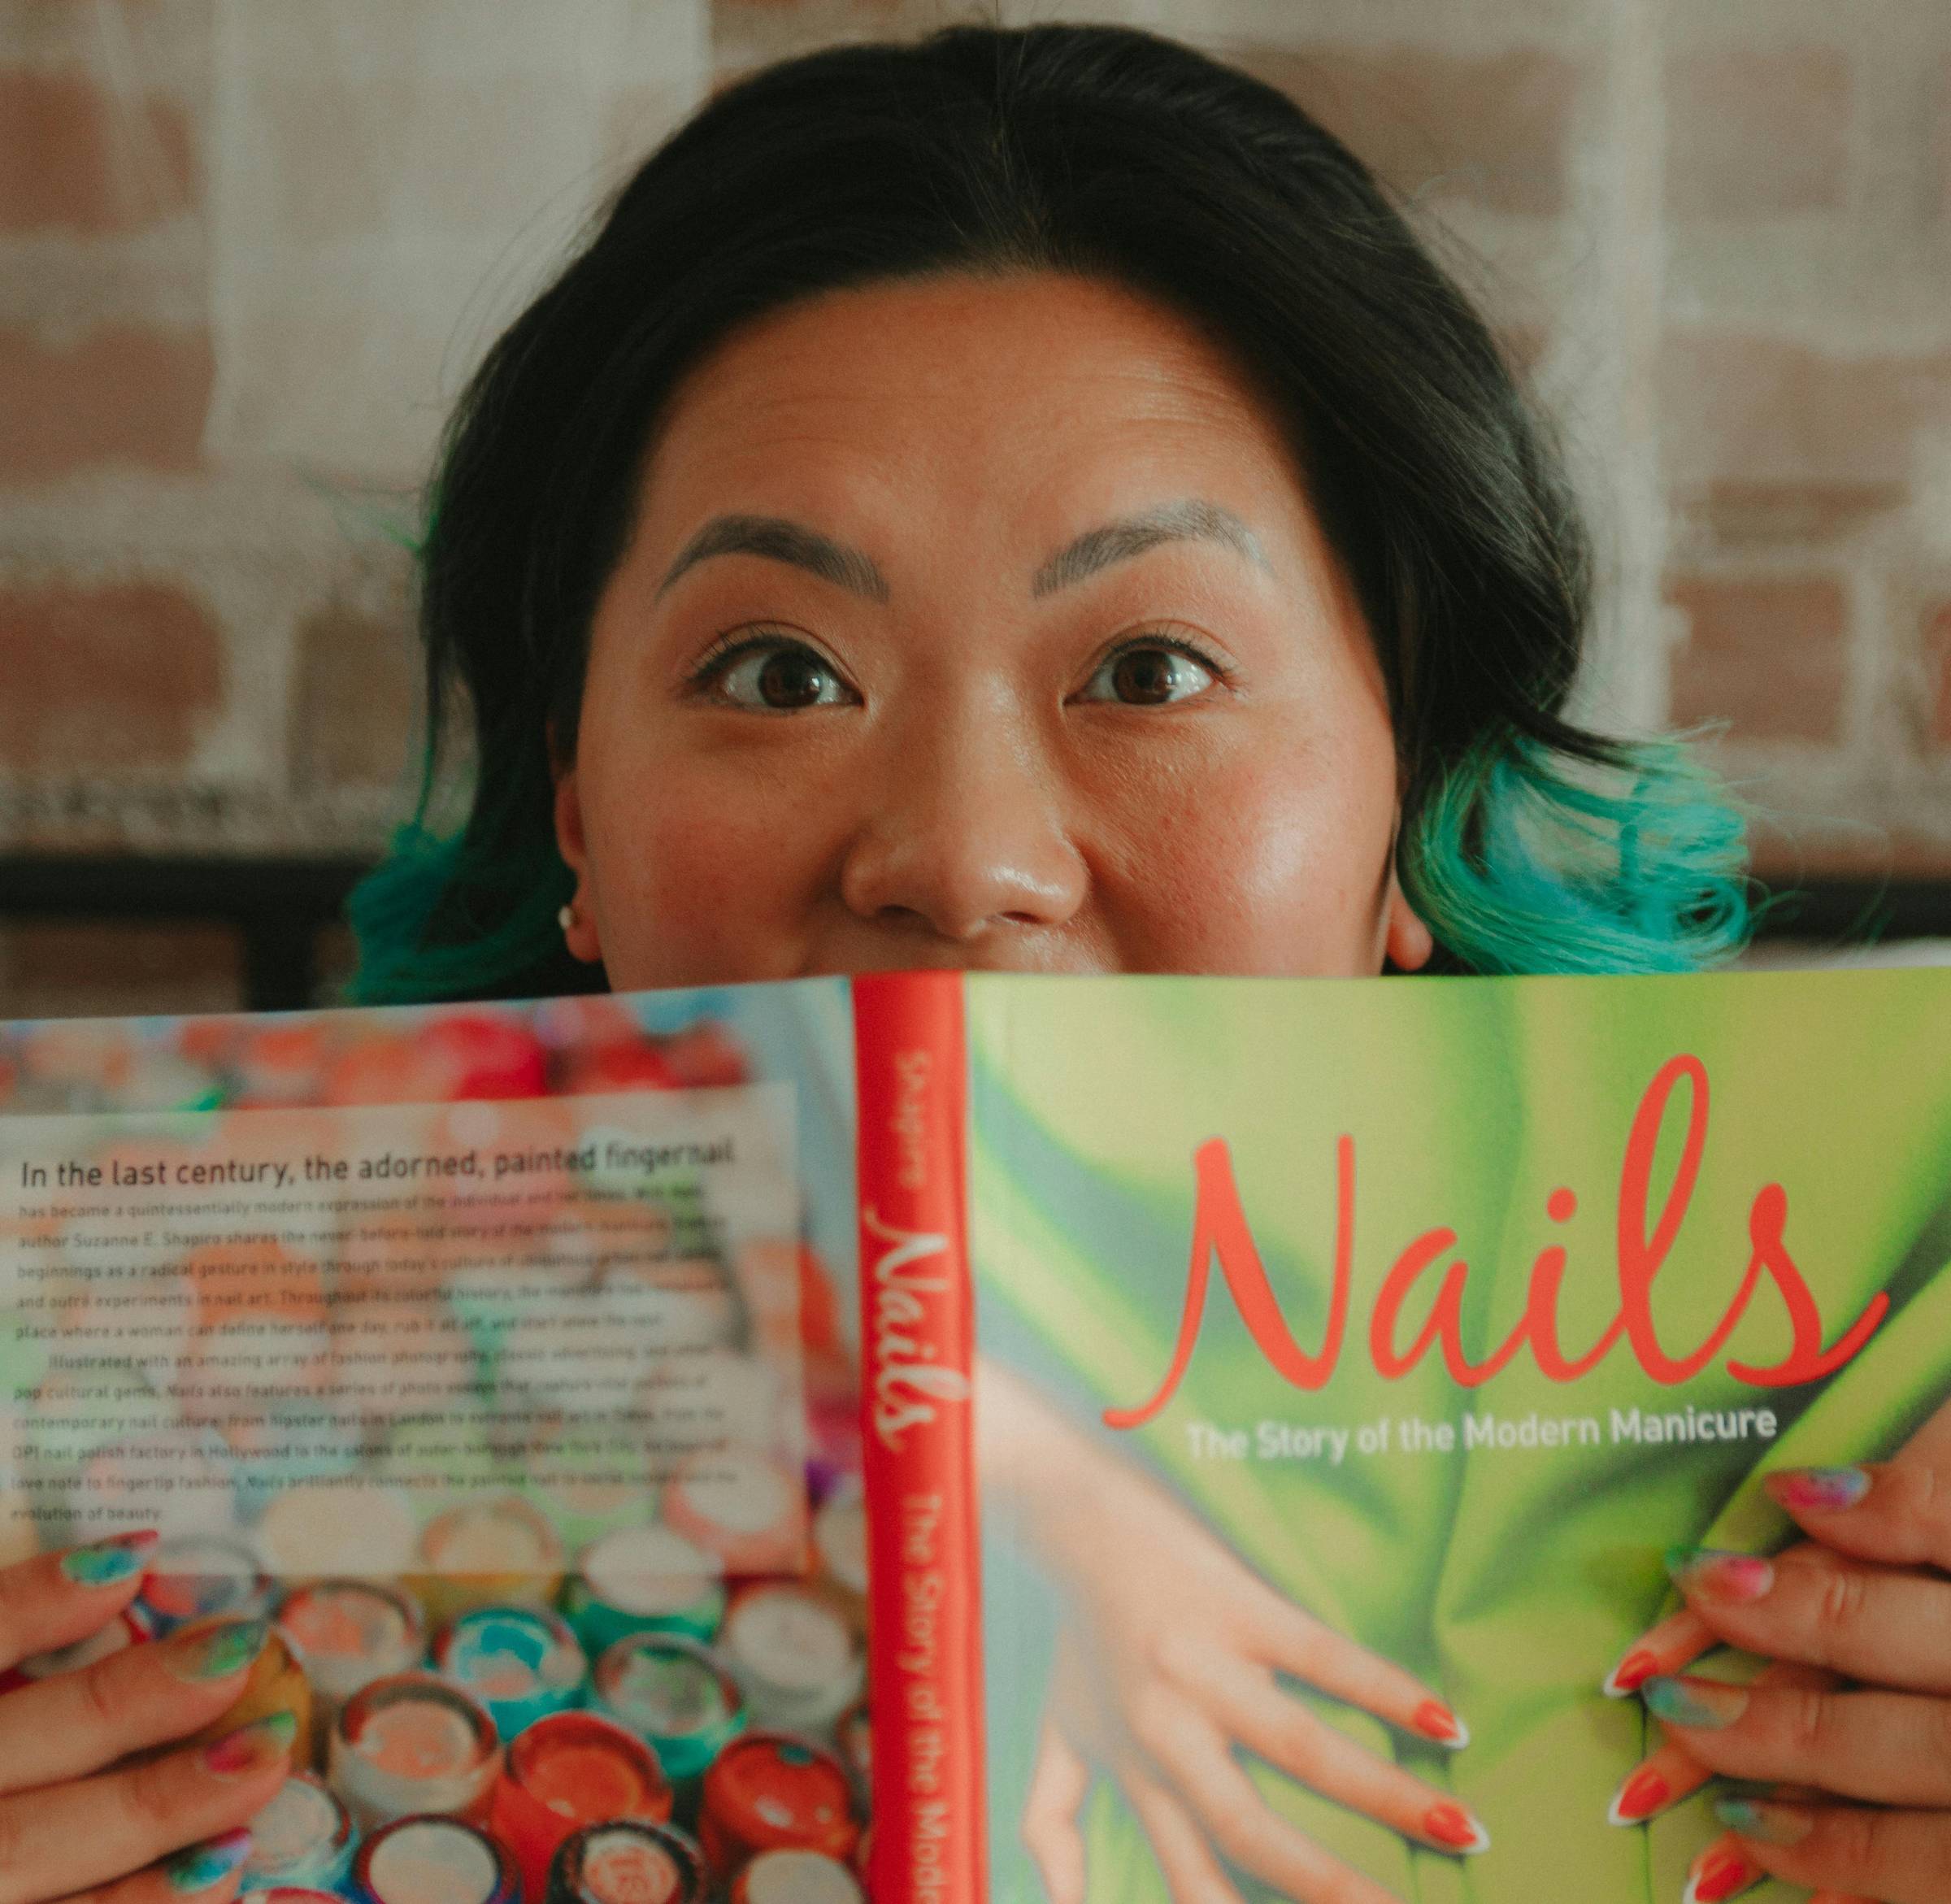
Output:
[{"left": 554, "top": 270, "right": 1432, "bottom": 986}]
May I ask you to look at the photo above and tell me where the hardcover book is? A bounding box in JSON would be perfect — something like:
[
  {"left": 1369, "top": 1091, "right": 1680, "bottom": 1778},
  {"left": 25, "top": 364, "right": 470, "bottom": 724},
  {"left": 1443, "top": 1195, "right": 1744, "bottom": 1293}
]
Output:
[{"left": 2, "top": 966, "right": 1945, "bottom": 1904}]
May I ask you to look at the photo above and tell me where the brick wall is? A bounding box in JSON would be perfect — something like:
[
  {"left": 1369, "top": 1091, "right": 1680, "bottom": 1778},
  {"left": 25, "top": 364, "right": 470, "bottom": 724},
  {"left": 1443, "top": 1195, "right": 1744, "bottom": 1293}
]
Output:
[{"left": 2, "top": 0, "right": 1948, "bottom": 1012}]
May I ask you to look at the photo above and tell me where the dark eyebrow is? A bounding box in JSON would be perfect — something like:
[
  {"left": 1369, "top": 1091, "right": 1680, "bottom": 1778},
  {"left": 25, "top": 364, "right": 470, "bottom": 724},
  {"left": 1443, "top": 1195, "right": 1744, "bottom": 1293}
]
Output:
[
  {"left": 1029, "top": 499, "right": 1269, "bottom": 598},
  {"left": 655, "top": 514, "right": 889, "bottom": 604}
]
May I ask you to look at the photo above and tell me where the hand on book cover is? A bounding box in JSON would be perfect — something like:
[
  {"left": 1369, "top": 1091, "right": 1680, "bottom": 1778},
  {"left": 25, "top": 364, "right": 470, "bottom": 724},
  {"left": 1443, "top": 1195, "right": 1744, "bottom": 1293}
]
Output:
[
  {"left": 0, "top": 1532, "right": 292, "bottom": 1904},
  {"left": 984, "top": 1367, "right": 1480, "bottom": 1904},
  {"left": 1607, "top": 1391, "right": 1951, "bottom": 1904}
]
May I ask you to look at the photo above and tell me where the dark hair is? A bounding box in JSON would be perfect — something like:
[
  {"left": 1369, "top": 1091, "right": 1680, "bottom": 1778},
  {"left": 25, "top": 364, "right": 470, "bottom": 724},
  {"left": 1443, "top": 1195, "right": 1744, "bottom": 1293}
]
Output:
[{"left": 349, "top": 19, "right": 1749, "bottom": 1002}]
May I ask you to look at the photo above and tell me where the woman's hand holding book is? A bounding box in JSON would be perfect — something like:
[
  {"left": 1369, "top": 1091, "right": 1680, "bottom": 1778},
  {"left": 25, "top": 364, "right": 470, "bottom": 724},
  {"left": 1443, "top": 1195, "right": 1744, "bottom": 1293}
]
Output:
[
  {"left": 1609, "top": 1391, "right": 1951, "bottom": 1904},
  {"left": 0, "top": 1533, "right": 292, "bottom": 1904}
]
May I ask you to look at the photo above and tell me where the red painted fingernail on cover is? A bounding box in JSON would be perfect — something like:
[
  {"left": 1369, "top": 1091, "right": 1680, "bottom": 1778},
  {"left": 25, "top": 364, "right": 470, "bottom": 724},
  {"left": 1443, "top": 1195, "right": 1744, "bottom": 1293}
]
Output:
[
  {"left": 1608, "top": 1767, "right": 1671, "bottom": 1824},
  {"left": 1683, "top": 1845, "right": 1764, "bottom": 1904},
  {"left": 1422, "top": 1802, "right": 1489, "bottom": 1853},
  {"left": 1604, "top": 1647, "right": 1660, "bottom": 1696},
  {"left": 1412, "top": 1698, "right": 1468, "bottom": 1746},
  {"left": 202, "top": 1710, "right": 297, "bottom": 1780},
  {"left": 1766, "top": 1466, "right": 1870, "bottom": 1511}
]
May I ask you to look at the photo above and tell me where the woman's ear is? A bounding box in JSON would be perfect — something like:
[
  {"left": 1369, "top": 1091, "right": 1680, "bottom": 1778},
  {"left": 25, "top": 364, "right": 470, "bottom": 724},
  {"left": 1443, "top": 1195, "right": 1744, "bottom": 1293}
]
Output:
[
  {"left": 1383, "top": 872, "right": 1435, "bottom": 973},
  {"left": 550, "top": 758, "right": 605, "bottom": 966}
]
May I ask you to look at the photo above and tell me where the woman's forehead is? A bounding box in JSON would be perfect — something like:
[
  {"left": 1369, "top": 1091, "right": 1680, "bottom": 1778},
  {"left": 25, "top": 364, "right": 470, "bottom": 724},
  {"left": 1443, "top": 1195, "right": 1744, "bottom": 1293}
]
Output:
[
  {"left": 632, "top": 272, "right": 1323, "bottom": 567},
  {"left": 650, "top": 273, "right": 1289, "bottom": 459}
]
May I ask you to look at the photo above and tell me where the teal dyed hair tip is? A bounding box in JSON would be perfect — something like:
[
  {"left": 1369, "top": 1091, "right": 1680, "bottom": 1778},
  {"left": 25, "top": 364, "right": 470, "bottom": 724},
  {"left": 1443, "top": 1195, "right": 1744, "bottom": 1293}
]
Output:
[{"left": 1400, "top": 728, "right": 1757, "bottom": 976}]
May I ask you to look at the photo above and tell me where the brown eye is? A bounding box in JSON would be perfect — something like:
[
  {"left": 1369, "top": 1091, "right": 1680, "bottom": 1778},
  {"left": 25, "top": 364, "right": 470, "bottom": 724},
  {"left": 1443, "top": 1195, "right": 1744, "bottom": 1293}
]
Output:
[
  {"left": 707, "top": 639, "right": 854, "bottom": 711},
  {"left": 754, "top": 649, "right": 826, "bottom": 707},
  {"left": 1080, "top": 640, "right": 1220, "bottom": 706}
]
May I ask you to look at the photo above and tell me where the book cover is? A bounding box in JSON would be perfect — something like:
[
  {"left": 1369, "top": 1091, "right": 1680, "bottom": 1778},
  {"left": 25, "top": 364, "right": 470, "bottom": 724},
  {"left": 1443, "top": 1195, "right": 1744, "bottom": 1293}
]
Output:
[{"left": 944, "top": 966, "right": 1951, "bottom": 1904}]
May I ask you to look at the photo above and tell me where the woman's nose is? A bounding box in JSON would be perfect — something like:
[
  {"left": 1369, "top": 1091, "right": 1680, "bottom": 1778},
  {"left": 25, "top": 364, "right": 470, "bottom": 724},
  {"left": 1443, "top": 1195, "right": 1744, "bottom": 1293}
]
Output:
[{"left": 836, "top": 715, "right": 1089, "bottom": 944}]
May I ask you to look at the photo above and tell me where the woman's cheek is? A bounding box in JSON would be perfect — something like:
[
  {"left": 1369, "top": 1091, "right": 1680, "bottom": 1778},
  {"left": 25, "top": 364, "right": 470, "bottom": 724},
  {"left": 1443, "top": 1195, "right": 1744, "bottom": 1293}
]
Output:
[
  {"left": 589, "top": 782, "right": 818, "bottom": 990},
  {"left": 1120, "top": 754, "right": 1393, "bottom": 976}
]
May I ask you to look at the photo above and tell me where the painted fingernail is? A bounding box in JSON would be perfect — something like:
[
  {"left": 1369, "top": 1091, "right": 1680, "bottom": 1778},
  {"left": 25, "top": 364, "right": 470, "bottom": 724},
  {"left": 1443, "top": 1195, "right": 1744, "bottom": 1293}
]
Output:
[
  {"left": 165, "top": 1828, "right": 254, "bottom": 1892},
  {"left": 1683, "top": 1841, "right": 1766, "bottom": 1903},
  {"left": 1608, "top": 1766, "right": 1671, "bottom": 1824},
  {"left": 1766, "top": 1466, "right": 1871, "bottom": 1512},
  {"left": 1642, "top": 1675, "right": 1749, "bottom": 1729},
  {"left": 1604, "top": 1646, "right": 1661, "bottom": 1697},
  {"left": 59, "top": 1528, "right": 159, "bottom": 1586},
  {"left": 165, "top": 1616, "right": 269, "bottom": 1684},
  {"left": 1422, "top": 1802, "right": 1490, "bottom": 1853},
  {"left": 201, "top": 1710, "right": 297, "bottom": 1780},
  {"left": 1411, "top": 1698, "right": 1469, "bottom": 1747},
  {"left": 1714, "top": 1796, "right": 1815, "bottom": 1848},
  {"left": 1666, "top": 1546, "right": 1775, "bottom": 1603}
]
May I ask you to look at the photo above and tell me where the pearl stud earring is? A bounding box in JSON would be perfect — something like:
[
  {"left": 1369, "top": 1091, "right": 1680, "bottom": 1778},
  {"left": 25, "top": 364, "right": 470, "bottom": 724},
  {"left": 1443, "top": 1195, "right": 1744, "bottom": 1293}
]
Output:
[{"left": 557, "top": 904, "right": 576, "bottom": 936}]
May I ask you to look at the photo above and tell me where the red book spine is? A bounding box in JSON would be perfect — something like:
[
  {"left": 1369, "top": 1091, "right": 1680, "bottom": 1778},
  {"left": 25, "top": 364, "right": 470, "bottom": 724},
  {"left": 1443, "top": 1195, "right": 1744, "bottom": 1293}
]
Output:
[{"left": 852, "top": 972, "right": 986, "bottom": 1903}]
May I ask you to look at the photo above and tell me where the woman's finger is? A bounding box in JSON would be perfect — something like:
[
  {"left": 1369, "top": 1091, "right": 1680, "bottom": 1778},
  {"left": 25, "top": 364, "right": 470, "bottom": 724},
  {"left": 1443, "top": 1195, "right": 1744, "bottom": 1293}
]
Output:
[
  {"left": 59, "top": 1829, "right": 254, "bottom": 1904},
  {"left": 1668, "top": 1540, "right": 1951, "bottom": 1693},
  {"left": 1602, "top": 1605, "right": 1716, "bottom": 1697},
  {"left": 0, "top": 1615, "right": 270, "bottom": 1794},
  {"left": 1120, "top": 1758, "right": 1249, "bottom": 1904},
  {"left": 1202, "top": 1652, "right": 1488, "bottom": 1854},
  {"left": 0, "top": 1715, "right": 292, "bottom": 1904},
  {"left": 1768, "top": 1460, "right": 1951, "bottom": 1575},
  {"left": 1642, "top": 1672, "right": 1951, "bottom": 1806},
  {"left": 1610, "top": 1658, "right": 1841, "bottom": 1825},
  {"left": 1021, "top": 1711, "right": 1092, "bottom": 1904},
  {"left": 1252, "top": 1598, "right": 1467, "bottom": 1748},
  {"left": 1715, "top": 1794, "right": 1951, "bottom": 1904},
  {"left": 1142, "top": 1710, "right": 1406, "bottom": 1904},
  {"left": 0, "top": 1532, "right": 158, "bottom": 1678}
]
